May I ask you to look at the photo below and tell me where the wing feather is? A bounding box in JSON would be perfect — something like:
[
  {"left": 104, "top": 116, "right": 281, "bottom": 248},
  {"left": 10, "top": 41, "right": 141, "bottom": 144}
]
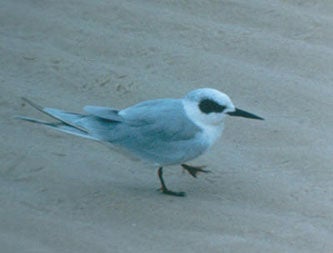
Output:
[{"left": 84, "top": 106, "right": 123, "bottom": 122}]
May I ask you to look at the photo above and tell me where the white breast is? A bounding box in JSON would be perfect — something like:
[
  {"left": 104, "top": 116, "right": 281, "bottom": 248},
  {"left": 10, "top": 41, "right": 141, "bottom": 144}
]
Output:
[
  {"left": 182, "top": 100, "right": 225, "bottom": 148},
  {"left": 200, "top": 124, "right": 224, "bottom": 148}
]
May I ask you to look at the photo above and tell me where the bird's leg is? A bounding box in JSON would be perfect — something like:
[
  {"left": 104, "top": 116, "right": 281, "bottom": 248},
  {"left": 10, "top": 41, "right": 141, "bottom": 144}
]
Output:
[
  {"left": 157, "top": 167, "right": 186, "bottom": 197},
  {"left": 181, "top": 164, "right": 211, "bottom": 178}
]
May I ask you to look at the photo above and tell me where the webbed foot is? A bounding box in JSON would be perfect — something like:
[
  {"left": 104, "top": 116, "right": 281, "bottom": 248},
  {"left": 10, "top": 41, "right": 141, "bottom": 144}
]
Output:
[{"left": 181, "top": 164, "right": 211, "bottom": 178}]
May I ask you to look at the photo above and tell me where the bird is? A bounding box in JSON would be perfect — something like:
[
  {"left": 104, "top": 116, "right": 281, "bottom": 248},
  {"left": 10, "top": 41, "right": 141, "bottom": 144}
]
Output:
[{"left": 16, "top": 88, "right": 263, "bottom": 197}]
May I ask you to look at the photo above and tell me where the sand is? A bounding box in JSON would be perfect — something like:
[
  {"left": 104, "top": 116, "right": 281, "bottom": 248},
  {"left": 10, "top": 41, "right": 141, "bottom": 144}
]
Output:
[{"left": 1, "top": 0, "right": 333, "bottom": 252}]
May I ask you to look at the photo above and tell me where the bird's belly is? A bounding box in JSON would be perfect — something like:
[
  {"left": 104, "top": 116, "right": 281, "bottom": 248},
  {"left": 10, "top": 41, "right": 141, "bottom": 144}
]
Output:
[
  {"left": 108, "top": 125, "right": 223, "bottom": 166},
  {"left": 121, "top": 137, "right": 209, "bottom": 166},
  {"left": 153, "top": 139, "right": 210, "bottom": 166}
]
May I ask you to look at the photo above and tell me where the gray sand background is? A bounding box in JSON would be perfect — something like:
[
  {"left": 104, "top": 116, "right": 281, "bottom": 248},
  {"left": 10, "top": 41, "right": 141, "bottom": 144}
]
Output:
[{"left": 1, "top": 1, "right": 333, "bottom": 252}]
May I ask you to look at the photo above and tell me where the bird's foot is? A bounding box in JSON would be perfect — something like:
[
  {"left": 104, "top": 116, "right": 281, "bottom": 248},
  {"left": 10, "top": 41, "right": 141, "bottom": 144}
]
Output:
[
  {"left": 157, "top": 167, "right": 186, "bottom": 197},
  {"left": 181, "top": 164, "right": 211, "bottom": 178},
  {"left": 158, "top": 187, "right": 186, "bottom": 197}
]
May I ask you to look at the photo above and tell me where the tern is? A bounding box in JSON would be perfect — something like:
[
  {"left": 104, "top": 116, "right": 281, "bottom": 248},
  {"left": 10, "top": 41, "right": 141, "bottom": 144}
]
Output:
[{"left": 17, "top": 88, "right": 263, "bottom": 197}]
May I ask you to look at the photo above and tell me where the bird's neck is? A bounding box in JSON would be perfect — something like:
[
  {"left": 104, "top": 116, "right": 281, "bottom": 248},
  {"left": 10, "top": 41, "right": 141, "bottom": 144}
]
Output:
[{"left": 200, "top": 123, "right": 224, "bottom": 148}]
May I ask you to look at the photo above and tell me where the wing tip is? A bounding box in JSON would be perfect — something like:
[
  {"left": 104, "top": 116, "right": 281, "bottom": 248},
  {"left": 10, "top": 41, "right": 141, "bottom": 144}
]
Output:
[{"left": 21, "top": 97, "right": 44, "bottom": 111}]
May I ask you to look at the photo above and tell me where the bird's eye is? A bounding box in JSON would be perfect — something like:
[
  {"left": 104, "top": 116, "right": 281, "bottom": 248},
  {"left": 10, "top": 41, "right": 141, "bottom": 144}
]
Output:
[{"left": 199, "top": 99, "right": 226, "bottom": 114}]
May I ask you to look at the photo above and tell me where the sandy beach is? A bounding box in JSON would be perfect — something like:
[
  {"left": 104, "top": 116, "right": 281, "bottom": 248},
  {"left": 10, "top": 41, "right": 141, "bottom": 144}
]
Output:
[{"left": 1, "top": 0, "right": 333, "bottom": 252}]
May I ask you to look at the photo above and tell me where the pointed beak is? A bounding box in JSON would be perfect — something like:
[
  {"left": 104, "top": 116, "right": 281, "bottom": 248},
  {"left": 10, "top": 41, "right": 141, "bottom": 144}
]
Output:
[{"left": 227, "top": 108, "right": 264, "bottom": 120}]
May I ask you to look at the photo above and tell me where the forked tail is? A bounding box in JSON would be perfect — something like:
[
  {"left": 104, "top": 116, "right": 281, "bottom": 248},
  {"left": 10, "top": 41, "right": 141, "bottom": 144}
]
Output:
[{"left": 15, "top": 98, "right": 98, "bottom": 141}]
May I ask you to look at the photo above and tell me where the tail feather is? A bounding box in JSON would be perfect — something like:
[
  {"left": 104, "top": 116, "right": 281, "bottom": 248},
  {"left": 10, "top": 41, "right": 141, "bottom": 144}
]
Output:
[
  {"left": 14, "top": 115, "right": 53, "bottom": 125},
  {"left": 43, "top": 107, "right": 87, "bottom": 132},
  {"left": 17, "top": 98, "right": 98, "bottom": 141},
  {"left": 21, "top": 97, "right": 88, "bottom": 133},
  {"left": 47, "top": 124, "right": 98, "bottom": 140}
]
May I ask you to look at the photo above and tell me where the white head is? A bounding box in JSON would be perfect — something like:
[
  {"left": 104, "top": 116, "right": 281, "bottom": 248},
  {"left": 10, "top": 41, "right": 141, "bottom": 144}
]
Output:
[
  {"left": 183, "top": 88, "right": 263, "bottom": 128},
  {"left": 183, "top": 88, "right": 235, "bottom": 127}
]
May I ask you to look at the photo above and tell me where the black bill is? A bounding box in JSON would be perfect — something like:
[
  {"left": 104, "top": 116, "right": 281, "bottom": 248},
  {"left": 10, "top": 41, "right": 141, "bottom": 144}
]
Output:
[{"left": 227, "top": 108, "right": 264, "bottom": 120}]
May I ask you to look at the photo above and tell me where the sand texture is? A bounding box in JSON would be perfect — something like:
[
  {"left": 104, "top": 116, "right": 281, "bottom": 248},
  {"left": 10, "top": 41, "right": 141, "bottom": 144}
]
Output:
[{"left": 1, "top": 0, "right": 333, "bottom": 252}]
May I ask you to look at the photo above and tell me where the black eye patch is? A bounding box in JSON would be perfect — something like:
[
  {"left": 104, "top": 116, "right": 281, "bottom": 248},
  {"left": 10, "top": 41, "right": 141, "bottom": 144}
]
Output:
[{"left": 199, "top": 99, "right": 226, "bottom": 114}]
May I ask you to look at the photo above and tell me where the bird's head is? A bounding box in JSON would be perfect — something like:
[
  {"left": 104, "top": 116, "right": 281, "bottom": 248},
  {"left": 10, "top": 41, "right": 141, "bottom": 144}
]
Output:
[{"left": 183, "top": 88, "right": 263, "bottom": 127}]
